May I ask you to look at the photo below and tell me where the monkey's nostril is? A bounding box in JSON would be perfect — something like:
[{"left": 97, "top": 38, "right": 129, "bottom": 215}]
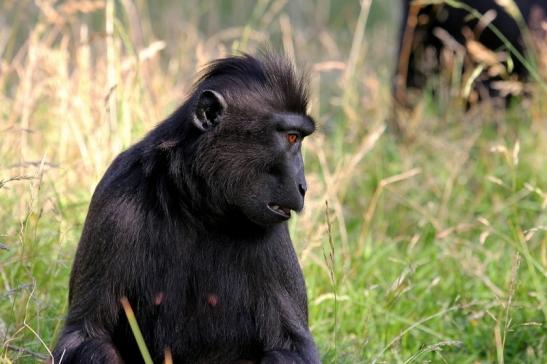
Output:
[{"left": 298, "top": 183, "right": 307, "bottom": 197}]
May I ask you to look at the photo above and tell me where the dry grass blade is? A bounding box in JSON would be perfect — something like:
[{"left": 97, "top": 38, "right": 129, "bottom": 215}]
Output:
[
  {"left": 323, "top": 200, "right": 338, "bottom": 357},
  {"left": 344, "top": 0, "right": 372, "bottom": 85},
  {"left": 358, "top": 168, "right": 422, "bottom": 249},
  {"left": 497, "top": 253, "right": 521, "bottom": 364},
  {"left": 4, "top": 344, "right": 48, "bottom": 361},
  {"left": 164, "top": 348, "right": 173, "bottom": 364},
  {"left": 371, "top": 304, "right": 469, "bottom": 364},
  {"left": 403, "top": 340, "right": 463, "bottom": 364}
]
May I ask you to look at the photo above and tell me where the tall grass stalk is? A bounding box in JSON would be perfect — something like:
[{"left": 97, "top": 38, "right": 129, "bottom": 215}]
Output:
[{"left": 120, "top": 297, "right": 153, "bottom": 364}]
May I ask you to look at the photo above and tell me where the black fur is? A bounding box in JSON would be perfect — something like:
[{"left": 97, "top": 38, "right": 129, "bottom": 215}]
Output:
[
  {"left": 394, "top": 0, "right": 546, "bottom": 105},
  {"left": 52, "top": 54, "right": 320, "bottom": 364}
]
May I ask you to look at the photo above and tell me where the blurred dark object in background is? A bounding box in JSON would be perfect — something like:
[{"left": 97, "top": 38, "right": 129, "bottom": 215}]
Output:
[{"left": 394, "top": 0, "right": 546, "bottom": 107}]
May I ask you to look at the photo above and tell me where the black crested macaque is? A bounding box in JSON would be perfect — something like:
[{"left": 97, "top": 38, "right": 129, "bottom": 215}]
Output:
[
  {"left": 51, "top": 54, "right": 321, "bottom": 364},
  {"left": 394, "top": 0, "right": 546, "bottom": 105}
]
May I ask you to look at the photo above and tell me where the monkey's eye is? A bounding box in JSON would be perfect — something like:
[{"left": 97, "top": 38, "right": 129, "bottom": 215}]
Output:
[{"left": 287, "top": 133, "right": 299, "bottom": 145}]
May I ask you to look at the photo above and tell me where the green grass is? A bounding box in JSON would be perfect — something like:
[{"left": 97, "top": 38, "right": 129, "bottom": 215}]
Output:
[
  {"left": 1, "top": 0, "right": 546, "bottom": 363},
  {"left": 302, "top": 116, "right": 546, "bottom": 363}
]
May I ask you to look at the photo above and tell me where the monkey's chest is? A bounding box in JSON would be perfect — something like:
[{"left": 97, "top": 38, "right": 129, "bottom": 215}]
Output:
[
  {"left": 150, "top": 259, "right": 283, "bottom": 362},
  {"left": 182, "top": 262, "right": 279, "bottom": 330}
]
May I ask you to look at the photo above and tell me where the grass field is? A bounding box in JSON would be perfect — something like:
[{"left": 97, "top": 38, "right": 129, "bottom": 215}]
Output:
[{"left": 1, "top": 0, "right": 546, "bottom": 363}]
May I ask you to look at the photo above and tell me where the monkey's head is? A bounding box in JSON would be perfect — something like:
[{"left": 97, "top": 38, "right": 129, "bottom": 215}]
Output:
[{"left": 185, "top": 54, "right": 315, "bottom": 227}]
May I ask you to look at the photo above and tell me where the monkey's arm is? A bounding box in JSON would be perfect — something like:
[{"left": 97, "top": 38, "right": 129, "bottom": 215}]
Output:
[
  {"left": 260, "top": 292, "right": 321, "bottom": 364},
  {"left": 52, "top": 286, "right": 125, "bottom": 363},
  {"left": 52, "top": 193, "right": 137, "bottom": 364},
  {"left": 51, "top": 326, "right": 123, "bottom": 364},
  {"left": 261, "top": 331, "right": 320, "bottom": 364}
]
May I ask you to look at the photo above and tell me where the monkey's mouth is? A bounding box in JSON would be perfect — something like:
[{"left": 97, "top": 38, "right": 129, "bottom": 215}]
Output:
[{"left": 267, "top": 204, "right": 292, "bottom": 219}]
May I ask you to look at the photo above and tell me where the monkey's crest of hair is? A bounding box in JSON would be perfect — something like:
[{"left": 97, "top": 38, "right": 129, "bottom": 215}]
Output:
[{"left": 194, "top": 53, "right": 310, "bottom": 115}]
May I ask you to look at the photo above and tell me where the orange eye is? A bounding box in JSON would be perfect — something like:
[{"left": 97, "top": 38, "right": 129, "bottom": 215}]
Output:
[{"left": 287, "top": 133, "right": 298, "bottom": 144}]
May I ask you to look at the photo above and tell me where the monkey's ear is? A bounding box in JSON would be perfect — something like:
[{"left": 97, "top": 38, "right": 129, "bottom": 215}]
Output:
[{"left": 192, "top": 90, "right": 227, "bottom": 132}]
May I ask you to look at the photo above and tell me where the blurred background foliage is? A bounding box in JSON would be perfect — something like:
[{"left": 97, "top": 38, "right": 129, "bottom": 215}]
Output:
[{"left": 0, "top": 0, "right": 545, "bottom": 363}]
